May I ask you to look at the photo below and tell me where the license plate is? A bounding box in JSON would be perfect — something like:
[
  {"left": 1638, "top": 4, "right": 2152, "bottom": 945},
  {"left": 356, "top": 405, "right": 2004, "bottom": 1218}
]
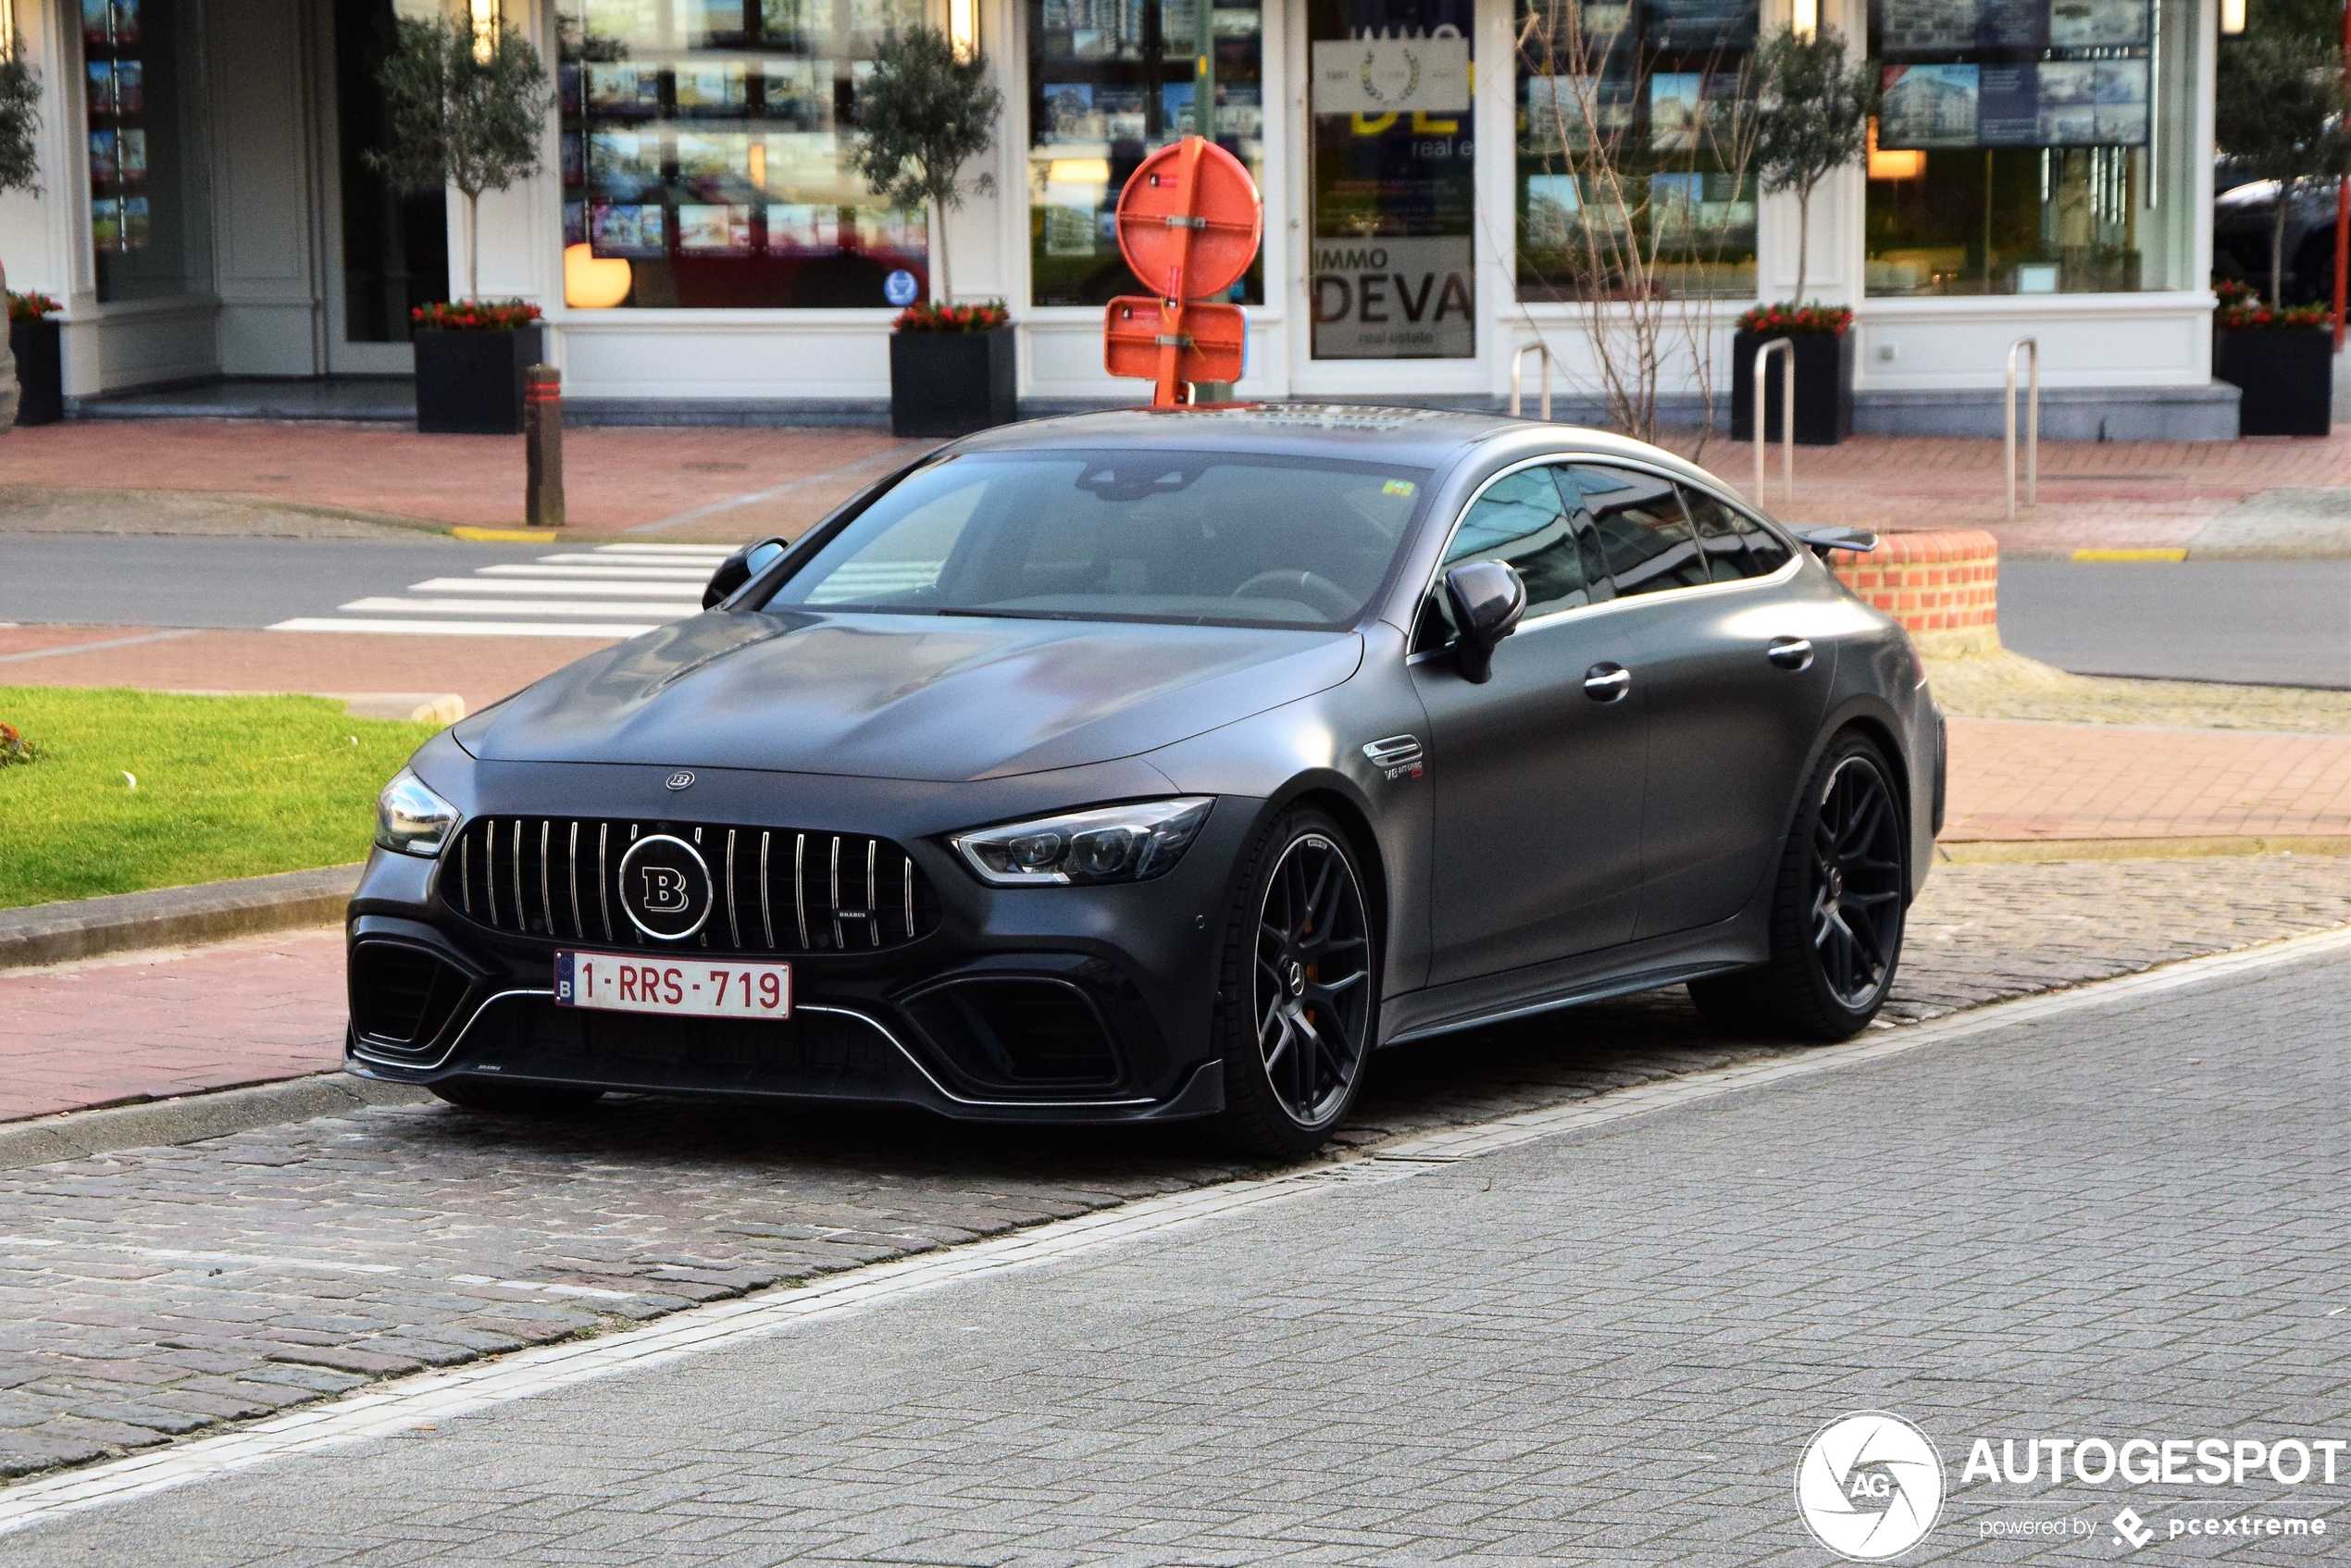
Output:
[{"left": 555, "top": 952, "right": 792, "bottom": 1020}]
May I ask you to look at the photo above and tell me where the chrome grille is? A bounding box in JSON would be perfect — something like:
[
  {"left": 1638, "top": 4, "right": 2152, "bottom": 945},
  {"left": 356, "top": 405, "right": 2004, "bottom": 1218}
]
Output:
[{"left": 444, "top": 816, "right": 941, "bottom": 954}]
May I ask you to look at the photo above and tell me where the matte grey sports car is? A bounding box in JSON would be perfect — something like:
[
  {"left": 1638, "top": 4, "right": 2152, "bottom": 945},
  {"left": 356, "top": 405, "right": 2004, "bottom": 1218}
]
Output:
[{"left": 348, "top": 406, "right": 1944, "bottom": 1158}]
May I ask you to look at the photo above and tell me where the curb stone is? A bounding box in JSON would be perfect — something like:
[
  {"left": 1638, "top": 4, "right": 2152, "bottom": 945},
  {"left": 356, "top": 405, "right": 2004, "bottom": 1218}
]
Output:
[
  {"left": 0, "top": 865, "right": 362, "bottom": 971},
  {"left": 0, "top": 1072, "right": 432, "bottom": 1172},
  {"left": 1938, "top": 835, "right": 2351, "bottom": 864}
]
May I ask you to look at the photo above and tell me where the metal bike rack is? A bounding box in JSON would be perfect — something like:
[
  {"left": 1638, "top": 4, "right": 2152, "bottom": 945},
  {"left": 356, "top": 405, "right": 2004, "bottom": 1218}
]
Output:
[
  {"left": 1753, "top": 336, "right": 1796, "bottom": 506},
  {"left": 2005, "top": 335, "right": 2040, "bottom": 517},
  {"left": 1510, "top": 342, "right": 1554, "bottom": 422}
]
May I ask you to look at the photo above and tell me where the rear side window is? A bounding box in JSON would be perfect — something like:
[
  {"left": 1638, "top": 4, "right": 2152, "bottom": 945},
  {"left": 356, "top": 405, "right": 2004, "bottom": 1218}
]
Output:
[
  {"left": 1442, "top": 465, "right": 1595, "bottom": 620},
  {"left": 1678, "top": 485, "right": 1768, "bottom": 582},
  {"left": 1564, "top": 465, "right": 1709, "bottom": 597},
  {"left": 1737, "top": 511, "right": 1793, "bottom": 575}
]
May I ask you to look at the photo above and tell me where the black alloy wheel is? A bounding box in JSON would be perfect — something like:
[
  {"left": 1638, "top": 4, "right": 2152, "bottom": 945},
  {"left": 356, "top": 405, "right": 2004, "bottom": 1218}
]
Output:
[
  {"left": 1688, "top": 731, "right": 1908, "bottom": 1041},
  {"left": 1214, "top": 808, "right": 1377, "bottom": 1160}
]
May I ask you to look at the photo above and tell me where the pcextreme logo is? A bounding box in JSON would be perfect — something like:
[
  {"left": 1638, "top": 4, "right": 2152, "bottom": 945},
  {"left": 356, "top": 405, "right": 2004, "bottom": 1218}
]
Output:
[{"left": 1796, "top": 1412, "right": 1947, "bottom": 1561}]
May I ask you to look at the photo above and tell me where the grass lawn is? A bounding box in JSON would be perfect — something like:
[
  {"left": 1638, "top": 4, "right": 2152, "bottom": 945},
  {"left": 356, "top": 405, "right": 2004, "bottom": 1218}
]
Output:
[{"left": 0, "top": 688, "right": 442, "bottom": 910}]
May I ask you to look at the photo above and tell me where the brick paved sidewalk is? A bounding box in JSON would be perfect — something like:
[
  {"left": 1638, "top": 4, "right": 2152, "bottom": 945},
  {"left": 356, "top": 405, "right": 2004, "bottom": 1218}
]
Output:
[
  {"left": 0, "top": 422, "right": 924, "bottom": 541},
  {"left": 1944, "top": 717, "right": 2351, "bottom": 841},
  {"left": 9, "top": 417, "right": 2351, "bottom": 553}
]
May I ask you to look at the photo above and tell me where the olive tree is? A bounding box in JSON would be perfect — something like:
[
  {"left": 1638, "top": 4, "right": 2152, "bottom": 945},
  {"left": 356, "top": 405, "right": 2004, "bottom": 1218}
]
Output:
[
  {"left": 365, "top": 14, "right": 553, "bottom": 301},
  {"left": 852, "top": 27, "right": 1002, "bottom": 304},
  {"left": 1749, "top": 24, "right": 1872, "bottom": 305},
  {"left": 0, "top": 31, "right": 41, "bottom": 196}
]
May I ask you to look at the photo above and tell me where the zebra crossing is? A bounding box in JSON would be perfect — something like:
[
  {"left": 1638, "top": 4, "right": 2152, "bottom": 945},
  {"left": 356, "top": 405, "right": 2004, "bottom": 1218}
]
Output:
[{"left": 268, "top": 543, "right": 736, "bottom": 639}]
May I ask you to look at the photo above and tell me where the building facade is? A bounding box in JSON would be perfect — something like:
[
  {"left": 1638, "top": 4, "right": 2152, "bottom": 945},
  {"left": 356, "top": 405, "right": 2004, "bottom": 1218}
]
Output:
[{"left": 0, "top": 0, "right": 2229, "bottom": 436}]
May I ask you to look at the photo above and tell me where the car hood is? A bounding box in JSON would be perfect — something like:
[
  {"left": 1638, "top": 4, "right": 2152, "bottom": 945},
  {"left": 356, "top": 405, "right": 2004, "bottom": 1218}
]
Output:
[{"left": 455, "top": 610, "right": 1363, "bottom": 782}]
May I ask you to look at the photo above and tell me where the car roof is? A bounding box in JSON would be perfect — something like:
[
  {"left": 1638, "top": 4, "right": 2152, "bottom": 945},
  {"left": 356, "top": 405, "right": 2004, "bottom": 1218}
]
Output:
[{"left": 941, "top": 404, "right": 1725, "bottom": 493}]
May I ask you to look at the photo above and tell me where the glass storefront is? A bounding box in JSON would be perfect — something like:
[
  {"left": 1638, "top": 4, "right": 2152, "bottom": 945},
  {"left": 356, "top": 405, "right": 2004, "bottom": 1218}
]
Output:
[
  {"left": 1026, "top": 0, "right": 1266, "bottom": 306},
  {"left": 82, "top": 0, "right": 210, "bottom": 304},
  {"left": 1512, "top": 0, "right": 1757, "bottom": 303},
  {"left": 335, "top": 0, "right": 452, "bottom": 342},
  {"left": 1864, "top": 0, "right": 2172, "bottom": 294},
  {"left": 1306, "top": 0, "right": 1474, "bottom": 358},
  {"left": 557, "top": 0, "right": 929, "bottom": 309}
]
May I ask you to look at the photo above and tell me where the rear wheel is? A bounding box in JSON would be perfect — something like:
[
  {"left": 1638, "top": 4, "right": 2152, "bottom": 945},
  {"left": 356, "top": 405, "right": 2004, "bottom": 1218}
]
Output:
[
  {"left": 1689, "top": 732, "right": 1908, "bottom": 1040},
  {"left": 1212, "top": 808, "right": 1377, "bottom": 1162},
  {"left": 429, "top": 1077, "right": 604, "bottom": 1116}
]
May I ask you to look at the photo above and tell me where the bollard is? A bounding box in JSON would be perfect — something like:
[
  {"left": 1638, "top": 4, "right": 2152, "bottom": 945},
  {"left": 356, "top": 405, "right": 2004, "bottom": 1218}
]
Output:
[{"left": 524, "top": 363, "right": 565, "bottom": 529}]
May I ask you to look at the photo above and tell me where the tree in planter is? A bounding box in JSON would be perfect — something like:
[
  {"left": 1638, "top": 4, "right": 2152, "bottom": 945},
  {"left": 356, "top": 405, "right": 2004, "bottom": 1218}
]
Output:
[
  {"left": 0, "top": 30, "right": 40, "bottom": 197},
  {"left": 852, "top": 27, "right": 1002, "bottom": 305},
  {"left": 2215, "top": 31, "right": 2351, "bottom": 309},
  {"left": 1749, "top": 24, "right": 1871, "bottom": 307},
  {"left": 365, "top": 14, "right": 553, "bottom": 302}
]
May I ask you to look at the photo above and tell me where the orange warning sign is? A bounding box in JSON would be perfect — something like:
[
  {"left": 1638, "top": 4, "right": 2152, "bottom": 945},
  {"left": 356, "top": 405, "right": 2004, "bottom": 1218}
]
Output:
[
  {"left": 1103, "top": 297, "right": 1246, "bottom": 386},
  {"left": 1103, "top": 135, "right": 1263, "bottom": 407}
]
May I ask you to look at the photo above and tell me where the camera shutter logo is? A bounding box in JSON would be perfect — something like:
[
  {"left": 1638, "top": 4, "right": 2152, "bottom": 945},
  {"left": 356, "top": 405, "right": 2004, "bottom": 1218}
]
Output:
[
  {"left": 1795, "top": 1412, "right": 1946, "bottom": 1561},
  {"left": 615, "top": 834, "right": 714, "bottom": 941}
]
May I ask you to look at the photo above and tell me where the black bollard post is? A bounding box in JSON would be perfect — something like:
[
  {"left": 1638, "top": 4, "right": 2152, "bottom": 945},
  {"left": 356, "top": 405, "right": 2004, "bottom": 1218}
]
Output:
[{"left": 524, "top": 363, "right": 565, "bottom": 529}]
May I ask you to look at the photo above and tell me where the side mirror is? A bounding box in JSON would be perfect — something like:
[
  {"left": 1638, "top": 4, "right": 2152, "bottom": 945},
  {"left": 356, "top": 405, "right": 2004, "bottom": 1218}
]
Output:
[
  {"left": 1442, "top": 560, "right": 1527, "bottom": 685},
  {"left": 702, "top": 537, "right": 789, "bottom": 609},
  {"left": 1792, "top": 525, "right": 1880, "bottom": 563}
]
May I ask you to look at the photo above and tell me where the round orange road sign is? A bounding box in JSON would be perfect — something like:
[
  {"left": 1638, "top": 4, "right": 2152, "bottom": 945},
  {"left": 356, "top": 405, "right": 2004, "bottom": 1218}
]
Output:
[{"left": 1114, "top": 136, "right": 1263, "bottom": 302}]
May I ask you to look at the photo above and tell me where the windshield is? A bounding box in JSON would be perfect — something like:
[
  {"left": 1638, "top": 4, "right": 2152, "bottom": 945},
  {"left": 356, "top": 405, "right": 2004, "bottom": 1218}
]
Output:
[{"left": 761, "top": 451, "right": 1432, "bottom": 628}]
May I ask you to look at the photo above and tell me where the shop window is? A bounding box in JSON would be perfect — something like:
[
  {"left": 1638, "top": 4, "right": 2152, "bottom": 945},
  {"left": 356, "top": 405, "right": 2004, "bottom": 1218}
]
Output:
[
  {"left": 336, "top": 0, "right": 452, "bottom": 341},
  {"left": 83, "top": 0, "right": 210, "bottom": 304},
  {"left": 557, "top": 0, "right": 929, "bottom": 309},
  {"left": 1026, "top": 0, "right": 1265, "bottom": 307},
  {"left": 1864, "top": 0, "right": 2182, "bottom": 293},
  {"left": 1513, "top": 0, "right": 1758, "bottom": 303}
]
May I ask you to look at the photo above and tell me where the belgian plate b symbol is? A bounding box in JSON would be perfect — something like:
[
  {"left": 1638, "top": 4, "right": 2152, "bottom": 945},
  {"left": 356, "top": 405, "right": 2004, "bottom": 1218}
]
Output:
[{"left": 616, "top": 834, "right": 713, "bottom": 940}]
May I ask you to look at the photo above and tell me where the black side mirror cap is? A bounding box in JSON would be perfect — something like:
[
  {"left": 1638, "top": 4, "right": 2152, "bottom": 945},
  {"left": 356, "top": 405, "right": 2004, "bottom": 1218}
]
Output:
[
  {"left": 1442, "top": 560, "right": 1528, "bottom": 685},
  {"left": 1793, "top": 525, "right": 1881, "bottom": 563},
  {"left": 703, "top": 537, "right": 789, "bottom": 609}
]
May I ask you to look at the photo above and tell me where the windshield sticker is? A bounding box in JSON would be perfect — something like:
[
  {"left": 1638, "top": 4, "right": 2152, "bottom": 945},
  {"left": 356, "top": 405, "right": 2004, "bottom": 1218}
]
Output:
[{"left": 1383, "top": 479, "right": 1417, "bottom": 497}]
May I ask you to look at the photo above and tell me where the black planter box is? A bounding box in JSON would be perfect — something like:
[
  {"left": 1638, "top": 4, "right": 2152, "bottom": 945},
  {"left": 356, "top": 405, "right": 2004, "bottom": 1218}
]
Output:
[
  {"left": 1731, "top": 330, "right": 1854, "bottom": 446},
  {"left": 10, "top": 317, "right": 64, "bottom": 427},
  {"left": 2215, "top": 329, "right": 2332, "bottom": 438},
  {"left": 414, "top": 324, "right": 543, "bottom": 435},
  {"left": 890, "top": 326, "right": 1015, "bottom": 438}
]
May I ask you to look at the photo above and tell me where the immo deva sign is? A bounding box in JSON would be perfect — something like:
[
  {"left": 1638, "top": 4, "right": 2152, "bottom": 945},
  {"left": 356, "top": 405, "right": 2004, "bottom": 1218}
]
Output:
[{"left": 1308, "top": 30, "right": 1476, "bottom": 360}]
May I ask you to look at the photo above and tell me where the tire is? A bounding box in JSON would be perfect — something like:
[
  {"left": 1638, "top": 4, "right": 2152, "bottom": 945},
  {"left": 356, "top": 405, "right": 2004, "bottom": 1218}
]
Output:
[
  {"left": 1688, "top": 731, "right": 1908, "bottom": 1041},
  {"left": 1211, "top": 807, "right": 1379, "bottom": 1162},
  {"left": 429, "top": 1077, "right": 604, "bottom": 1115}
]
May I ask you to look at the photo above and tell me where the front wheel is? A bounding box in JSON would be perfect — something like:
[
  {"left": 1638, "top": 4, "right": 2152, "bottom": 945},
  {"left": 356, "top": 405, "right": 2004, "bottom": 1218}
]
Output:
[
  {"left": 1211, "top": 809, "right": 1379, "bottom": 1162},
  {"left": 1689, "top": 732, "right": 1908, "bottom": 1040}
]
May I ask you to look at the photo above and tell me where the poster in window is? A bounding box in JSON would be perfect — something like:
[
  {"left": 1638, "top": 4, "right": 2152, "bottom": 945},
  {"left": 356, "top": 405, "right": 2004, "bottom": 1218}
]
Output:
[
  {"left": 564, "top": 200, "right": 588, "bottom": 245},
  {"left": 1038, "top": 82, "right": 1099, "bottom": 141},
  {"left": 2034, "top": 60, "right": 2097, "bottom": 143},
  {"left": 1975, "top": 62, "right": 2036, "bottom": 143},
  {"left": 1649, "top": 73, "right": 1703, "bottom": 151},
  {"left": 760, "top": 0, "right": 817, "bottom": 49},
  {"left": 1877, "top": 0, "right": 2041, "bottom": 54},
  {"left": 118, "top": 128, "right": 147, "bottom": 180},
  {"left": 1096, "top": 85, "right": 1147, "bottom": 143},
  {"left": 675, "top": 132, "right": 749, "bottom": 183},
  {"left": 591, "top": 202, "right": 667, "bottom": 256},
  {"left": 89, "top": 130, "right": 118, "bottom": 183},
  {"left": 1877, "top": 64, "right": 1977, "bottom": 148},
  {"left": 765, "top": 203, "right": 840, "bottom": 252},
  {"left": 91, "top": 196, "right": 121, "bottom": 249},
  {"left": 2048, "top": 0, "right": 2148, "bottom": 45},
  {"left": 87, "top": 61, "right": 115, "bottom": 118},
  {"left": 674, "top": 63, "right": 747, "bottom": 116},
  {"left": 2093, "top": 58, "right": 2149, "bottom": 143},
  {"left": 82, "top": 0, "right": 112, "bottom": 45},
  {"left": 678, "top": 204, "right": 753, "bottom": 253},
  {"left": 110, "top": 0, "right": 140, "bottom": 44},
  {"left": 1644, "top": 0, "right": 1756, "bottom": 51},
  {"left": 590, "top": 131, "right": 663, "bottom": 198},
  {"left": 762, "top": 60, "right": 831, "bottom": 128},
  {"left": 586, "top": 63, "right": 660, "bottom": 116},
  {"left": 122, "top": 195, "right": 150, "bottom": 249},
  {"left": 584, "top": 0, "right": 665, "bottom": 45},
  {"left": 1523, "top": 75, "right": 1636, "bottom": 147},
  {"left": 115, "top": 61, "right": 143, "bottom": 114}
]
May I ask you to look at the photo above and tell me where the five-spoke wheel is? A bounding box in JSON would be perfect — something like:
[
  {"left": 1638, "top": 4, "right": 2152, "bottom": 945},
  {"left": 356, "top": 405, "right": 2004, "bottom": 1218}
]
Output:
[{"left": 1216, "top": 810, "right": 1377, "bottom": 1158}]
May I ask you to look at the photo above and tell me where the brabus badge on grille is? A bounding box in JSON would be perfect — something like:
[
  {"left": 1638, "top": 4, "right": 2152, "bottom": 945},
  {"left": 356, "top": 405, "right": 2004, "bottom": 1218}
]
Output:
[{"left": 665, "top": 770, "right": 695, "bottom": 791}]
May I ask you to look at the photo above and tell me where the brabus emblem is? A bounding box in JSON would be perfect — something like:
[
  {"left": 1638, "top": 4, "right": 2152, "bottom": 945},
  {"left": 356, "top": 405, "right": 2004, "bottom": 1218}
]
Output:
[{"left": 665, "top": 771, "right": 695, "bottom": 791}]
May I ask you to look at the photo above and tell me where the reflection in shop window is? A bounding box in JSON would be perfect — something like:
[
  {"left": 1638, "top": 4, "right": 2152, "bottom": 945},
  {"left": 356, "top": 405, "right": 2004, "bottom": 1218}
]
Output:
[
  {"left": 557, "top": 0, "right": 929, "bottom": 308},
  {"left": 1027, "top": 0, "right": 1265, "bottom": 306},
  {"left": 1863, "top": 0, "right": 2184, "bottom": 294},
  {"left": 84, "top": 0, "right": 211, "bottom": 304},
  {"left": 1513, "top": 0, "right": 1757, "bottom": 304}
]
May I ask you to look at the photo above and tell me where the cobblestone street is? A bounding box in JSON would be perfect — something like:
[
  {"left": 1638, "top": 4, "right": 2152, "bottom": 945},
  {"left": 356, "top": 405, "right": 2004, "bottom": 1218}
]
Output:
[
  {"left": 0, "top": 853, "right": 2342, "bottom": 1487},
  {"left": 3, "top": 920, "right": 2343, "bottom": 1563}
]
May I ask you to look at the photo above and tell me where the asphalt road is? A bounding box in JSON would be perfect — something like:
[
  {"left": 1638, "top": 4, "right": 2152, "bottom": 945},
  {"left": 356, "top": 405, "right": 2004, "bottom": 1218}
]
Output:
[
  {"left": 2000, "top": 559, "right": 2351, "bottom": 689},
  {"left": 0, "top": 535, "right": 556, "bottom": 628},
  {"left": 5, "top": 944, "right": 2338, "bottom": 1564}
]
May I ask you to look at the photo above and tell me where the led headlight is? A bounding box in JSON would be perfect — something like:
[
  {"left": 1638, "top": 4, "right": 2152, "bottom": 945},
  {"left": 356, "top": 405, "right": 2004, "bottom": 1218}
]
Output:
[
  {"left": 375, "top": 768, "right": 459, "bottom": 856},
  {"left": 952, "top": 798, "right": 1213, "bottom": 887}
]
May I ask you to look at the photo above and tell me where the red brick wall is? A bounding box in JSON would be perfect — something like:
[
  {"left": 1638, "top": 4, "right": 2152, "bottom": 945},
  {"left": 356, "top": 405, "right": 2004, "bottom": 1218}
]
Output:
[{"left": 1830, "top": 529, "right": 1999, "bottom": 641}]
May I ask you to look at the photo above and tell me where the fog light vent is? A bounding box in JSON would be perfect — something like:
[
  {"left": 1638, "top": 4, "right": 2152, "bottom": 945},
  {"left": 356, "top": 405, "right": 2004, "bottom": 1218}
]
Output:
[
  {"left": 903, "top": 978, "right": 1121, "bottom": 1089},
  {"left": 351, "top": 942, "right": 469, "bottom": 1051}
]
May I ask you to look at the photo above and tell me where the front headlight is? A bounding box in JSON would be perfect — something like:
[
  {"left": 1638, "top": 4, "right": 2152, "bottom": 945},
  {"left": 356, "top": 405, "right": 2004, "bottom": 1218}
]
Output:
[
  {"left": 952, "top": 798, "right": 1213, "bottom": 887},
  {"left": 375, "top": 768, "right": 458, "bottom": 856}
]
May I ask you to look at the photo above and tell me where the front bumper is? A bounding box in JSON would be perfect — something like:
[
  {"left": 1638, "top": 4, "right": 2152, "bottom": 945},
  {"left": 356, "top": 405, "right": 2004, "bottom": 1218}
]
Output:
[{"left": 342, "top": 787, "right": 1258, "bottom": 1124}]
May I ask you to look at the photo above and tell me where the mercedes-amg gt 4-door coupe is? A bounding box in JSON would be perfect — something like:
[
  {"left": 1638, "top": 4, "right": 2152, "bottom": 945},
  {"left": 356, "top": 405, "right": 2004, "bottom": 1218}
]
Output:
[{"left": 349, "top": 405, "right": 1944, "bottom": 1158}]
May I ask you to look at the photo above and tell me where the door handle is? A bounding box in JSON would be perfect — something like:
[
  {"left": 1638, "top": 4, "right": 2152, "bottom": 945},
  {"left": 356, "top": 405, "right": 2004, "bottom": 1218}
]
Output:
[
  {"left": 1583, "top": 663, "right": 1631, "bottom": 702},
  {"left": 1766, "top": 636, "right": 1814, "bottom": 671}
]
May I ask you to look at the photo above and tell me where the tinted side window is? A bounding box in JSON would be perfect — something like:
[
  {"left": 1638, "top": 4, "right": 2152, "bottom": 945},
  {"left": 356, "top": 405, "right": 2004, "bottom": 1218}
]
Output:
[
  {"left": 1736, "top": 510, "right": 1793, "bottom": 575},
  {"left": 1441, "top": 465, "right": 1594, "bottom": 619},
  {"left": 1678, "top": 485, "right": 1758, "bottom": 582},
  {"left": 1564, "top": 465, "right": 1709, "bottom": 597}
]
